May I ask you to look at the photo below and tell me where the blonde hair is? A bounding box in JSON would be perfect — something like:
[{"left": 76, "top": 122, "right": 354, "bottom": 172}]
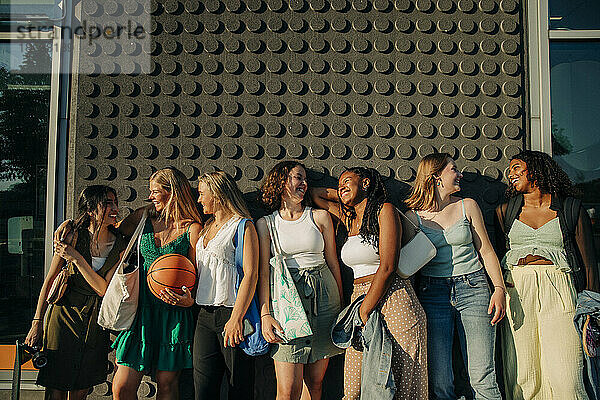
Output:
[
  {"left": 149, "top": 167, "right": 202, "bottom": 227},
  {"left": 198, "top": 171, "right": 251, "bottom": 220},
  {"left": 405, "top": 153, "right": 453, "bottom": 211}
]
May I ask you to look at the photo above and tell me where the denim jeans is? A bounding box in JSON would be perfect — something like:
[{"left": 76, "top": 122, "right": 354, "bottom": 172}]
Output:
[{"left": 418, "top": 268, "right": 501, "bottom": 400}]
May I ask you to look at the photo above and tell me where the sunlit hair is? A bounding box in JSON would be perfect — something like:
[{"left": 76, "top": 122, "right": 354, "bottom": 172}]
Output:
[
  {"left": 149, "top": 167, "right": 202, "bottom": 227},
  {"left": 507, "top": 150, "right": 579, "bottom": 198},
  {"left": 260, "top": 160, "right": 308, "bottom": 212},
  {"left": 405, "top": 153, "right": 453, "bottom": 211},
  {"left": 74, "top": 185, "right": 118, "bottom": 250},
  {"left": 339, "top": 167, "right": 387, "bottom": 249},
  {"left": 198, "top": 171, "right": 250, "bottom": 233}
]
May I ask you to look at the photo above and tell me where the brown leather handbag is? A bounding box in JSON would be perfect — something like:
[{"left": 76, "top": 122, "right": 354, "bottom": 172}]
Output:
[{"left": 46, "top": 231, "right": 78, "bottom": 304}]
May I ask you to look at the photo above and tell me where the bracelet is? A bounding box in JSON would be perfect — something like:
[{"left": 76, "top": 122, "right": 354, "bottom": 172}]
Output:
[
  {"left": 32, "top": 318, "right": 41, "bottom": 321},
  {"left": 260, "top": 313, "right": 272, "bottom": 319},
  {"left": 494, "top": 285, "right": 507, "bottom": 294}
]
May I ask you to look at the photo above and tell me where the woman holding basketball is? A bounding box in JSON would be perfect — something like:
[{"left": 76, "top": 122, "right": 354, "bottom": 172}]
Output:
[
  {"left": 25, "top": 185, "right": 127, "bottom": 400},
  {"left": 193, "top": 171, "right": 259, "bottom": 399},
  {"left": 110, "top": 167, "right": 202, "bottom": 400},
  {"left": 257, "top": 161, "right": 344, "bottom": 400}
]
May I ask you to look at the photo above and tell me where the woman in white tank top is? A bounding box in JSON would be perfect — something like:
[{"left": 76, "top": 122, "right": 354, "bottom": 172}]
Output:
[
  {"left": 312, "top": 167, "right": 428, "bottom": 400},
  {"left": 192, "top": 171, "right": 259, "bottom": 400},
  {"left": 256, "top": 161, "right": 344, "bottom": 400}
]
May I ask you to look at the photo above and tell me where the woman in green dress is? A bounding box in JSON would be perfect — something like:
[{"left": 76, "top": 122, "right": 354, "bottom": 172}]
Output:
[
  {"left": 25, "top": 185, "right": 127, "bottom": 400},
  {"left": 110, "top": 167, "right": 203, "bottom": 400}
]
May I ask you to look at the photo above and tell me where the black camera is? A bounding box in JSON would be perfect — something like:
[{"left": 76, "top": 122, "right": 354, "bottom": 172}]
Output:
[{"left": 20, "top": 343, "right": 48, "bottom": 369}]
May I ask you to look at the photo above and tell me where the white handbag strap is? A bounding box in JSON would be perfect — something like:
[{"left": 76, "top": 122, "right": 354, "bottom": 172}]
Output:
[
  {"left": 398, "top": 209, "right": 421, "bottom": 232},
  {"left": 117, "top": 209, "right": 148, "bottom": 273}
]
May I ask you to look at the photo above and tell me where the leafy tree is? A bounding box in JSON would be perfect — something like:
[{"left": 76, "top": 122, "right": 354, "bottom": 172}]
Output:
[{"left": 0, "top": 42, "right": 51, "bottom": 182}]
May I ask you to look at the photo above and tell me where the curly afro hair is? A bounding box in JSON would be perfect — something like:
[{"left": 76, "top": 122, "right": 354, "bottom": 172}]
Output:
[{"left": 507, "top": 150, "right": 579, "bottom": 198}]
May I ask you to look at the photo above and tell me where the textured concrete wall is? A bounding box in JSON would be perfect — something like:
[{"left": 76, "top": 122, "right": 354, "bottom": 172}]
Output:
[{"left": 68, "top": 0, "right": 527, "bottom": 397}]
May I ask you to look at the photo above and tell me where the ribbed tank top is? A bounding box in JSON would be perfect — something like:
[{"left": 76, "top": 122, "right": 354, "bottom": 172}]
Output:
[
  {"left": 417, "top": 200, "right": 482, "bottom": 277},
  {"left": 340, "top": 235, "right": 380, "bottom": 279},
  {"left": 271, "top": 207, "right": 325, "bottom": 269},
  {"left": 504, "top": 217, "right": 569, "bottom": 271}
]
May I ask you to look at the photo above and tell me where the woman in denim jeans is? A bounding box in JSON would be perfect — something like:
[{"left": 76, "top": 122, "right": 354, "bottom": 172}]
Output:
[{"left": 405, "top": 153, "right": 506, "bottom": 400}]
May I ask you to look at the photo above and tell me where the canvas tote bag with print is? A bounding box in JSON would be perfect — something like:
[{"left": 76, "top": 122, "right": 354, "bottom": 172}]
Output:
[
  {"left": 265, "top": 213, "right": 312, "bottom": 341},
  {"left": 98, "top": 210, "right": 147, "bottom": 331}
]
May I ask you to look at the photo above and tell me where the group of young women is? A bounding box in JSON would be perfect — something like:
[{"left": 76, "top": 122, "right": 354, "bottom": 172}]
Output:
[{"left": 25, "top": 149, "right": 597, "bottom": 400}]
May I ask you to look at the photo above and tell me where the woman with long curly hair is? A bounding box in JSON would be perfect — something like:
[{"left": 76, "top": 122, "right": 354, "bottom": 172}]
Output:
[
  {"left": 496, "top": 150, "right": 598, "bottom": 399},
  {"left": 26, "top": 185, "right": 127, "bottom": 400},
  {"left": 312, "top": 167, "right": 428, "bottom": 399},
  {"left": 405, "top": 153, "right": 505, "bottom": 400},
  {"left": 257, "top": 161, "right": 344, "bottom": 400}
]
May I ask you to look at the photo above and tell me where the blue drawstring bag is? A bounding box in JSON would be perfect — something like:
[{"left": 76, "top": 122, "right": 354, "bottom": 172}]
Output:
[{"left": 234, "top": 218, "right": 270, "bottom": 356}]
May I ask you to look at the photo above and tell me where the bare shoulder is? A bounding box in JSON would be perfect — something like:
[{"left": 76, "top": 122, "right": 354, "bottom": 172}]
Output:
[
  {"left": 311, "top": 208, "right": 331, "bottom": 222},
  {"left": 461, "top": 197, "right": 481, "bottom": 212},
  {"left": 188, "top": 222, "right": 202, "bottom": 235}
]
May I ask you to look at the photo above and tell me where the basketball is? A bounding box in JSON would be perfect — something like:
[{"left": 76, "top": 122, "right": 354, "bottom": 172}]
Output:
[{"left": 147, "top": 253, "right": 197, "bottom": 300}]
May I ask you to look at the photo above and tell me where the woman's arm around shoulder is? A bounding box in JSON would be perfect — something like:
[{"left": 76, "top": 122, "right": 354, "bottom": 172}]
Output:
[
  {"left": 464, "top": 198, "right": 506, "bottom": 325},
  {"left": 309, "top": 187, "right": 342, "bottom": 220},
  {"left": 117, "top": 205, "right": 153, "bottom": 237}
]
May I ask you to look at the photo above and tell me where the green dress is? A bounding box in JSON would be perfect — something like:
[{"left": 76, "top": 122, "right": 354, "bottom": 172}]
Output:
[
  {"left": 113, "top": 219, "right": 194, "bottom": 372},
  {"left": 37, "top": 228, "right": 127, "bottom": 390}
]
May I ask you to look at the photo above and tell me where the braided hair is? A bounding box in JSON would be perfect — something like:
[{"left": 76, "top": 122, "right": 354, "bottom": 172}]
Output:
[
  {"left": 339, "top": 167, "right": 388, "bottom": 249},
  {"left": 507, "top": 150, "right": 579, "bottom": 198}
]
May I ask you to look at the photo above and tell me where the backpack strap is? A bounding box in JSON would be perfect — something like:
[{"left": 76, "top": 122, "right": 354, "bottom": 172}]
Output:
[
  {"left": 233, "top": 218, "right": 251, "bottom": 293},
  {"left": 503, "top": 194, "right": 524, "bottom": 250}
]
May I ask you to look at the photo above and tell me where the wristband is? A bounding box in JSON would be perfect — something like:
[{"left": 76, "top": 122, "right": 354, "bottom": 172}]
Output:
[
  {"left": 260, "top": 313, "right": 272, "bottom": 319},
  {"left": 494, "top": 285, "right": 507, "bottom": 294},
  {"left": 32, "top": 318, "right": 41, "bottom": 321}
]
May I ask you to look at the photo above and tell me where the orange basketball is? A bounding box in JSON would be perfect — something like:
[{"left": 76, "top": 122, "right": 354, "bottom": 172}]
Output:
[{"left": 147, "top": 254, "right": 197, "bottom": 299}]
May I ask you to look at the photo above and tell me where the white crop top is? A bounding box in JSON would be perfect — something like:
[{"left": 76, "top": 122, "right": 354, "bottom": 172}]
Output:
[
  {"left": 195, "top": 216, "right": 241, "bottom": 307},
  {"left": 271, "top": 207, "right": 325, "bottom": 269},
  {"left": 340, "top": 235, "right": 380, "bottom": 279}
]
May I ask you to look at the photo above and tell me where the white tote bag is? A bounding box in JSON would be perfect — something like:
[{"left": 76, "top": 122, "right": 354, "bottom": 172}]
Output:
[
  {"left": 98, "top": 210, "right": 147, "bottom": 331},
  {"left": 265, "top": 214, "right": 313, "bottom": 341}
]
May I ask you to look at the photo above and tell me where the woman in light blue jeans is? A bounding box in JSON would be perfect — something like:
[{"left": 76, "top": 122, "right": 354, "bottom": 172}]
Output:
[{"left": 405, "top": 153, "right": 506, "bottom": 400}]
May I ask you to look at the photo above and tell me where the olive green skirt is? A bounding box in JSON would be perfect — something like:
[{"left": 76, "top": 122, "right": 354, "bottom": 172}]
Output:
[{"left": 270, "top": 264, "right": 344, "bottom": 364}]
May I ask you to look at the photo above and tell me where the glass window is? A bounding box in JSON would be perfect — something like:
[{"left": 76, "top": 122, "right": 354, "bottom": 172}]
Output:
[
  {"left": 549, "top": 0, "right": 600, "bottom": 30},
  {"left": 0, "top": 40, "right": 52, "bottom": 344},
  {"left": 550, "top": 41, "right": 600, "bottom": 259}
]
